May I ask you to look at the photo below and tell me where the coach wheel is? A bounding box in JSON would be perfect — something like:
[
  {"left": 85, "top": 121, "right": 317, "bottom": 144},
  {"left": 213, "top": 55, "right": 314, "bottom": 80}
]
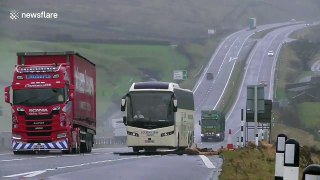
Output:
[{"left": 132, "top": 147, "right": 140, "bottom": 153}]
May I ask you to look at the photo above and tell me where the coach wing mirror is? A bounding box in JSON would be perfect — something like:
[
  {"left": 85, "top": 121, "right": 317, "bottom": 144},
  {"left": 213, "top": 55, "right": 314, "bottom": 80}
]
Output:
[
  {"left": 4, "top": 86, "right": 11, "bottom": 105},
  {"left": 121, "top": 99, "right": 126, "bottom": 111},
  {"left": 121, "top": 94, "right": 127, "bottom": 111},
  {"left": 68, "top": 85, "right": 75, "bottom": 102},
  {"left": 172, "top": 96, "right": 177, "bottom": 112},
  {"left": 123, "top": 116, "right": 127, "bottom": 126},
  {"left": 199, "top": 120, "right": 201, "bottom": 125}
]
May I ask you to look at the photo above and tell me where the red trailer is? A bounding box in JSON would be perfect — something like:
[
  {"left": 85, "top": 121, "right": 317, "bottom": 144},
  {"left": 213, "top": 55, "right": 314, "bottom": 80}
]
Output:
[{"left": 4, "top": 51, "right": 96, "bottom": 154}]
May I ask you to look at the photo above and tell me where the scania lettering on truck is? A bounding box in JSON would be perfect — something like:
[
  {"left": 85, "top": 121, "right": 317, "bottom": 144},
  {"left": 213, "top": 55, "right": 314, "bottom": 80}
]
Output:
[
  {"left": 4, "top": 51, "right": 96, "bottom": 154},
  {"left": 120, "top": 81, "right": 194, "bottom": 152}
]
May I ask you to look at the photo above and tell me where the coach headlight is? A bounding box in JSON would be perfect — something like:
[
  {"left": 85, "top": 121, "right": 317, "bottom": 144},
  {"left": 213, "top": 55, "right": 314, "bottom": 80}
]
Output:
[
  {"left": 216, "top": 133, "right": 220, "bottom": 137},
  {"left": 200, "top": 134, "right": 204, "bottom": 137}
]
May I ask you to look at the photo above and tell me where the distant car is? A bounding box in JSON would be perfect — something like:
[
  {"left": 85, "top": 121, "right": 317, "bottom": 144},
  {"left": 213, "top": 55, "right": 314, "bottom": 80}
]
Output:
[
  {"left": 267, "top": 50, "right": 274, "bottom": 56},
  {"left": 290, "top": 19, "right": 296, "bottom": 23},
  {"left": 259, "top": 80, "right": 267, "bottom": 87},
  {"left": 206, "top": 73, "right": 214, "bottom": 80}
]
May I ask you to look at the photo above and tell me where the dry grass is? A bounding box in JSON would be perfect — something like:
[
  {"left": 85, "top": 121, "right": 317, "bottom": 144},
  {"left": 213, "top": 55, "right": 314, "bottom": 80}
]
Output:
[
  {"left": 271, "top": 123, "right": 320, "bottom": 150},
  {"left": 219, "top": 140, "right": 320, "bottom": 180},
  {"left": 219, "top": 146, "right": 276, "bottom": 180}
]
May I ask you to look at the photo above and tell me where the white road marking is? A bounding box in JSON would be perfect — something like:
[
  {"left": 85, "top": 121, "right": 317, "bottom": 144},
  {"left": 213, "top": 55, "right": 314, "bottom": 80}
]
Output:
[
  {"left": 229, "top": 57, "right": 238, "bottom": 62},
  {"left": 24, "top": 170, "right": 47, "bottom": 178},
  {"left": 213, "top": 61, "right": 237, "bottom": 110},
  {"left": 4, "top": 170, "right": 46, "bottom": 178},
  {"left": 195, "top": 37, "right": 240, "bottom": 110},
  {"left": 193, "top": 31, "right": 242, "bottom": 92},
  {"left": 226, "top": 41, "right": 260, "bottom": 121},
  {"left": 0, "top": 153, "right": 13, "bottom": 156},
  {"left": 35, "top": 156, "right": 56, "bottom": 159},
  {"left": 227, "top": 25, "right": 305, "bottom": 134},
  {"left": 199, "top": 155, "right": 216, "bottom": 168},
  {"left": 212, "top": 33, "right": 252, "bottom": 110},
  {"left": 1, "top": 158, "right": 31, "bottom": 162},
  {"left": 1, "top": 152, "right": 112, "bottom": 162},
  {"left": 3, "top": 156, "right": 155, "bottom": 178}
]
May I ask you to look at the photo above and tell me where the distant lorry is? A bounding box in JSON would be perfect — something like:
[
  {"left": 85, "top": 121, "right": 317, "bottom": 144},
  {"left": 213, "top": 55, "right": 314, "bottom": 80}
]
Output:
[
  {"left": 4, "top": 51, "right": 96, "bottom": 154},
  {"left": 199, "top": 110, "right": 225, "bottom": 142},
  {"left": 249, "top": 18, "right": 257, "bottom": 30}
]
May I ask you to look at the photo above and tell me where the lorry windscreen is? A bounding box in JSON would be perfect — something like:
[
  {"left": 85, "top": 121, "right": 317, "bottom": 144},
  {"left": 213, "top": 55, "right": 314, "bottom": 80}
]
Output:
[
  {"left": 202, "top": 119, "right": 219, "bottom": 126},
  {"left": 13, "top": 88, "right": 65, "bottom": 106},
  {"left": 126, "top": 91, "right": 174, "bottom": 129}
]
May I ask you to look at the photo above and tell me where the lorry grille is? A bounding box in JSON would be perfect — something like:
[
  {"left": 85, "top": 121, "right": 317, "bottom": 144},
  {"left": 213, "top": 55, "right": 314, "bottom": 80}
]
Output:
[
  {"left": 25, "top": 115, "right": 53, "bottom": 137},
  {"left": 25, "top": 115, "right": 52, "bottom": 120},
  {"left": 27, "top": 132, "right": 51, "bottom": 137},
  {"left": 26, "top": 121, "right": 52, "bottom": 126},
  {"left": 26, "top": 126, "right": 52, "bottom": 131}
]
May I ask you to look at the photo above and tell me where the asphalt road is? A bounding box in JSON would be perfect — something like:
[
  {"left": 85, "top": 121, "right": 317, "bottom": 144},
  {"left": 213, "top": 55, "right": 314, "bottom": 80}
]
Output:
[
  {"left": 0, "top": 22, "right": 308, "bottom": 180},
  {"left": 0, "top": 148, "right": 222, "bottom": 179},
  {"left": 193, "top": 23, "right": 306, "bottom": 149},
  {"left": 209, "top": 24, "right": 309, "bottom": 149}
]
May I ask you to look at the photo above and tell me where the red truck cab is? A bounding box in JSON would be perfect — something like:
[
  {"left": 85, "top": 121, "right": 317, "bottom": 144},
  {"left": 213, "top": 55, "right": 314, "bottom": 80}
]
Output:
[{"left": 4, "top": 51, "right": 96, "bottom": 154}]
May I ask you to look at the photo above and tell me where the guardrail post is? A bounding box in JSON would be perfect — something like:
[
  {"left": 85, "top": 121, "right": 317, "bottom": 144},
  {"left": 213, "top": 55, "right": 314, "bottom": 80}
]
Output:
[
  {"left": 302, "top": 164, "right": 320, "bottom": 180},
  {"left": 1, "top": 137, "right": 4, "bottom": 148},
  {"left": 275, "top": 134, "right": 287, "bottom": 180},
  {"left": 283, "top": 138, "right": 299, "bottom": 180},
  {"left": 241, "top": 109, "right": 245, "bottom": 147},
  {"left": 236, "top": 137, "right": 240, "bottom": 148}
]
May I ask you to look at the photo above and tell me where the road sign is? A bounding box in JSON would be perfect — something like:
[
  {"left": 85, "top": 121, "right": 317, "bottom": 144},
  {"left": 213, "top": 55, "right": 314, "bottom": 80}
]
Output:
[
  {"left": 246, "top": 85, "right": 272, "bottom": 123},
  {"left": 246, "top": 85, "right": 265, "bottom": 113},
  {"left": 173, "top": 70, "right": 187, "bottom": 80}
]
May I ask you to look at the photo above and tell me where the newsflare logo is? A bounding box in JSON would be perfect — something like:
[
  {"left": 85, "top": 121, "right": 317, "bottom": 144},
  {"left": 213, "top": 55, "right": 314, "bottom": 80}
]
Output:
[
  {"left": 9, "top": 10, "right": 58, "bottom": 20},
  {"left": 10, "top": 10, "right": 19, "bottom": 20}
]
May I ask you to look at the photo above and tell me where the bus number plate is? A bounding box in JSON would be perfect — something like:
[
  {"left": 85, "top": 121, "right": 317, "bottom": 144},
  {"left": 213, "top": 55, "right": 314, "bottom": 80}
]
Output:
[{"left": 145, "top": 140, "right": 154, "bottom": 143}]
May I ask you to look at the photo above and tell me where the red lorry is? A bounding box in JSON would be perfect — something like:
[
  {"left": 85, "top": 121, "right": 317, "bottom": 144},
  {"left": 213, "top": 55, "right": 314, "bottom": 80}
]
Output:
[{"left": 4, "top": 51, "right": 96, "bottom": 154}]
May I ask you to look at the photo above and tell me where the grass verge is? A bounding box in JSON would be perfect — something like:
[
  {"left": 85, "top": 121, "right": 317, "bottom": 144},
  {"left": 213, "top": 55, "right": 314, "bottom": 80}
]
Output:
[
  {"left": 219, "top": 147, "right": 276, "bottom": 180},
  {"left": 219, "top": 142, "right": 320, "bottom": 180},
  {"left": 297, "top": 102, "right": 320, "bottom": 129},
  {"left": 251, "top": 25, "right": 288, "bottom": 39}
]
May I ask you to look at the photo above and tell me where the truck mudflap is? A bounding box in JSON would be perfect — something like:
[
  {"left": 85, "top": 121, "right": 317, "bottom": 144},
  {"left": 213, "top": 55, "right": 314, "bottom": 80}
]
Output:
[{"left": 12, "top": 139, "right": 68, "bottom": 151}]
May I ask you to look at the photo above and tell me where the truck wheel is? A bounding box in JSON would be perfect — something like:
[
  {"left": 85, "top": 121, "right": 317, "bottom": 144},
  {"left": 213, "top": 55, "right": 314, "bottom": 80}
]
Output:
[
  {"left": 62, "top": 139, "right": 73, "bottom": 154},
  {"left": 62, "top": 146, "right": 72, "bottom": 154},
  {"left": 13, "top": 151, "right": 23, "bottom": 155},
  {"left": 132, "top": 147, "right": 140, "bottom": 153},
  {"left": 73, "top": 141, "right": 80, "bottom": 154},
  {"left": 201, "top": 137, "right": 206, "bottom": 142},
  {"left": 72, "top": 128, "right": 81, "bottom": 154},
  {"left": 86, "top": 134, "right": 92, "bottom": 153},
  {"left": 80, "top": 142, "right": 86, "bottom": 153}
]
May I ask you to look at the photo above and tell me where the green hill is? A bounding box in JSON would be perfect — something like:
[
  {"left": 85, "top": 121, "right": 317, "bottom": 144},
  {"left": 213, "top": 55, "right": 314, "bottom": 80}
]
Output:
[{"left": 0, "top": 0, "right": 320, "bottom": 41}]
